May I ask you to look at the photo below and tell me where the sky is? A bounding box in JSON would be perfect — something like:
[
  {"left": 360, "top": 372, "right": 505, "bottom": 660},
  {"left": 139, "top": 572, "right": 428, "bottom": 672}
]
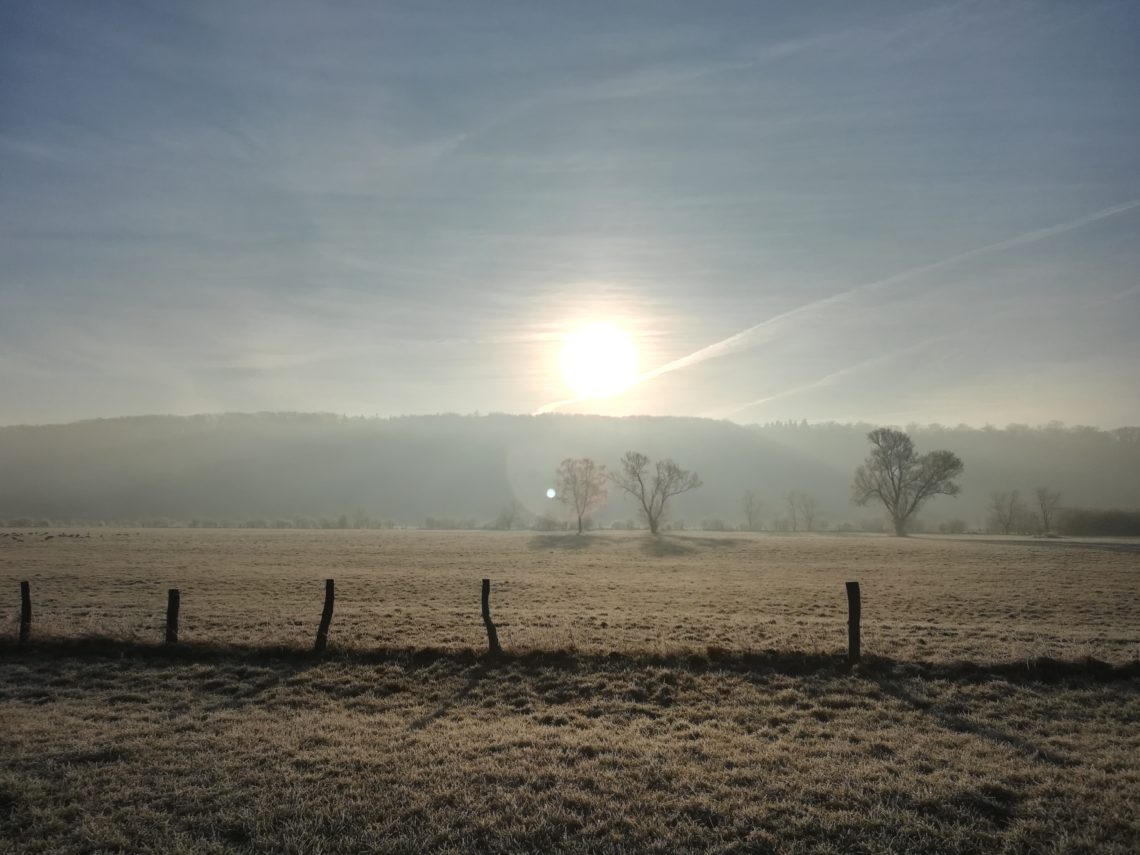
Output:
[{"left": 2, "top": 0, "right": 1139, "bottom": 427}]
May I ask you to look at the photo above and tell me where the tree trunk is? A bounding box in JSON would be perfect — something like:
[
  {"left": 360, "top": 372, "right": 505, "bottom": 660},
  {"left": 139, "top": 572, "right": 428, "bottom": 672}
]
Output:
[
  {"left": 577, "top": 514, "right": 583, "bottom": 535},
  {"left": 893, "top": 517, "right": 907, "bottom": 536}
]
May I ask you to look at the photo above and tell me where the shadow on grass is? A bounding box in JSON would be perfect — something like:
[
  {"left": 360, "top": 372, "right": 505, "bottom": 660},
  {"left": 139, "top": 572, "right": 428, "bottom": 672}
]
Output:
[
  {"left": 2, "top": 636, "right": 1137, "bottom": 685},
  {"left": 669, "top": 534, "right": 749, "bottom": 549},
  {"left": 528, "top": 533, "right": 600, "bottom": 551},
  {"left": 873, "top": 676, "right": 1078, "bottom": 767},
  {"left": 409, "top": 665, "right": 489, "bottom": 731},
  {"left": 923, "top": 535, "right": 1140, "bottom": 555},
  {"left": 639, "top": 534, "right": 750, "bottom": 557},
  {"left": 640, "top": 536, "right": 696, "bottom": 557}
]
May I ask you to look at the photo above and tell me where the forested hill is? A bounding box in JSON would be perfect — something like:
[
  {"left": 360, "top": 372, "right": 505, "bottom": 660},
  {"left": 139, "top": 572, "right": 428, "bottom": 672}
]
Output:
[{"left": 0, "top": 414, "right": 1137, "bottom": 529}]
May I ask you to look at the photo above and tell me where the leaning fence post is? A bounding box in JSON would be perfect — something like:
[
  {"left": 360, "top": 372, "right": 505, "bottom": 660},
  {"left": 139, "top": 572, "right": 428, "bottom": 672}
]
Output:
[
  {"left": 846, "top": 581, "right": 861, "bottom": 665},
  {"left": 481, "top": 578, "right": 502, "bottom": 656},
  {"left": 314, "top": 579, "right": 334, "bottom": 654},
  {"left": 19, "top": 581, "right": 31, "bottom": 643},
  {"left": 165, "top": 589, "right": 180, "bottom": 644}
]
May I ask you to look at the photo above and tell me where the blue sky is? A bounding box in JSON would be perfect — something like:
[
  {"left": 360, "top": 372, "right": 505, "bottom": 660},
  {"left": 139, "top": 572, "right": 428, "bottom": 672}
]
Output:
[{"left": 2, "top": 0, "right": 1138, "bottom": 426}]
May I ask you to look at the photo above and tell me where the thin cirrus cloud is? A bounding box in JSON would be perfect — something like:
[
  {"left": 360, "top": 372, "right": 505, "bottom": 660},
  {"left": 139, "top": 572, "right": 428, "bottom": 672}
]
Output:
[{"left": 1, "top": 1, "right": 1139, "bottom": 426}]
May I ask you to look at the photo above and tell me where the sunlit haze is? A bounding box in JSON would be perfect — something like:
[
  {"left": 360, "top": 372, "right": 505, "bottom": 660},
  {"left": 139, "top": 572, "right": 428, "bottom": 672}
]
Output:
[{"left": 559, "top": 324, "right": 638, "bottom": 400}]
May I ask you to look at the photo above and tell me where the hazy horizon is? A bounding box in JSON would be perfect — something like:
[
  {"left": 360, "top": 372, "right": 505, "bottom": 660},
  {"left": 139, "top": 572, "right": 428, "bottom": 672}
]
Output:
[
  {"left": 1, "top": 409, "right": 1139, "bottom": 433},
  {"left": 3, "top": 1, "right": 1139, "bottom": 427},
  {"left": 2, "top": 413, "right": 1138, "bottom": 530}
]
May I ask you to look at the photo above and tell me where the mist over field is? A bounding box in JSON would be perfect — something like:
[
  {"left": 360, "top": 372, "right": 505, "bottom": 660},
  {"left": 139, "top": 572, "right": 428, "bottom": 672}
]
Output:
[{"left": 1, "top": 413, "right": 1137, "bottom": 529}]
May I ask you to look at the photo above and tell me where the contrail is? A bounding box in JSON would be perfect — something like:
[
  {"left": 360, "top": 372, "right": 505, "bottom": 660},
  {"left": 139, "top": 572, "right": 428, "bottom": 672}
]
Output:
[
  {"left": 708, "top": 336, "right": 953, "bottom": 420},
  {"left": 534, "top": 198, "right": 1140, "bottom": 415}
]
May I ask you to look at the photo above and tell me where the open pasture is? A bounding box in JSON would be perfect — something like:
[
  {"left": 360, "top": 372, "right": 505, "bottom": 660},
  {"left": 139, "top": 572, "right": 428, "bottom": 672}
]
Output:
[
  {"left": 2, "top": 531, "right": 1139, "bottom": 852},
  {"left": 2, "top": 529, "right": 1138, "bottom": 663}
]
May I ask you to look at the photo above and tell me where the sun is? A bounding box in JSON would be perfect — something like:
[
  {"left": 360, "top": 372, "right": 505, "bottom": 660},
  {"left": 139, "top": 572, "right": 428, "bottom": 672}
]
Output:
[{"left": 559, "top": 323, "right": 638, "bottom": 398}]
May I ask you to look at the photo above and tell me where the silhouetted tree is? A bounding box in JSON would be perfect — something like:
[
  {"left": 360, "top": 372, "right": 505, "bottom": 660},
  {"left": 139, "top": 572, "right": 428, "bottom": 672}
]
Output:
[
  {"left": 611, "top": 451, "right": 701, "bottom": 535},
  {"left": 741, "top": 490, "right": 763, "bottom": 531},
  {"left": 1035, "top": 487, "right": 1061, "bottom": 533},
  {"left": 852, "top": 428, "right": 963, "bottom": 536},
  {"left": 555, "top": 458, "right": 608, "bottom": 535}
]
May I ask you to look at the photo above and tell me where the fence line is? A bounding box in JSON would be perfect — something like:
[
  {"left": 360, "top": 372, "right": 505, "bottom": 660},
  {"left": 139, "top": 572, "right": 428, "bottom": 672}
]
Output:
[{"left": 11, "top": 578, "right": 863, "bottom": 663}]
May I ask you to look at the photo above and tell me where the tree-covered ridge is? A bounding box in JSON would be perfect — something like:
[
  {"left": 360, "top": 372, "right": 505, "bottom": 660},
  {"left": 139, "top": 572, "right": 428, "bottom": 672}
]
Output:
[{"left": 0, "top": 414, "right": 1137, "bottom": 529}]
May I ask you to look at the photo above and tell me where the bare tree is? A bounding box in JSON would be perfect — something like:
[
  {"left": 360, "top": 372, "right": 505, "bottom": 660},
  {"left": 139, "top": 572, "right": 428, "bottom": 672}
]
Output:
[
  {"left": 783, "top": 492, "right": 799, "bottom": 532},
  {"left": 1035, "top": 487, "right": 1061, "bottom": 533},
  {"left": 797, "top": 493, "right": 819, "bottom": 532},
  {"left": 741, "top": 490, "right": 764, "bottom": 531},
  {"left": 554, "top": 458, "right": 608, "bottom": 535},
  {"left": 988, "top": 490, "right": 1027, "bottom": 535},
  {"left": 611, "top": 451, "right": 702, "bottom": 535},
  {"left": 782, "top": 491, "right": 820, "bottom": 532},
  {"left": 852, "top": 428, "right": 964, "bottom": 536}
]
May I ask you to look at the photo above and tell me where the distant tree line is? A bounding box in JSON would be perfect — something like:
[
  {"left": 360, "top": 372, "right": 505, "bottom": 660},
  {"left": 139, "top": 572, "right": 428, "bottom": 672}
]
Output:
[
  {"left": 10, "top": 504, "right": 1136, "bottom": 536},
  {"left": 1055, "top": 508, "right": 1140, "bottom": 536}
]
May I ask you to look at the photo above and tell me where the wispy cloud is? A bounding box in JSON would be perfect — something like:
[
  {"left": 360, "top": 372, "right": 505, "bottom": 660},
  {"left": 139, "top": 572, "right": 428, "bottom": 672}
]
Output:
[{"left": 429, "top": 3, "right": 982, "bottom": 164}]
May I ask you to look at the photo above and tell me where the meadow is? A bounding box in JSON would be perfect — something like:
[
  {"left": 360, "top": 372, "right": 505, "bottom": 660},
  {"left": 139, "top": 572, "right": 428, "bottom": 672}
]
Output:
[
  {"left": 3, "top": 529, "right": 1139, "bottom": 662},
  {"left": 2, "top": 530, "right": 1138, "bottom": 852}
]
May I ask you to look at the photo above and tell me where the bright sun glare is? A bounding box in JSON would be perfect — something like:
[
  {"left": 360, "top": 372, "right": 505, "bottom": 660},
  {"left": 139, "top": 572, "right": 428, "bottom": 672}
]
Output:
[{"left": 559, "top": 324, "right": 638, "bottom": 398}]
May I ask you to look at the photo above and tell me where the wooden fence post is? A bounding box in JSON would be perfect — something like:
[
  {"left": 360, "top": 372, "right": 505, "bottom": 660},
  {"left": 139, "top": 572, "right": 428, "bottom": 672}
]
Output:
[
  {"left": 165, "top": 589, "right": 180, "bottom": 644},
  {"left": 314, "top": 579, "right": 334, "bottom": 654},
  {"left": 19, "top": 581, "right": 31, "bottom": 643},
  {"left": 481, "top": 578, "right": 502, "bottom": 656},
  {"left": 846, "top": 581, "right": 861, "bottom": 665}
]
